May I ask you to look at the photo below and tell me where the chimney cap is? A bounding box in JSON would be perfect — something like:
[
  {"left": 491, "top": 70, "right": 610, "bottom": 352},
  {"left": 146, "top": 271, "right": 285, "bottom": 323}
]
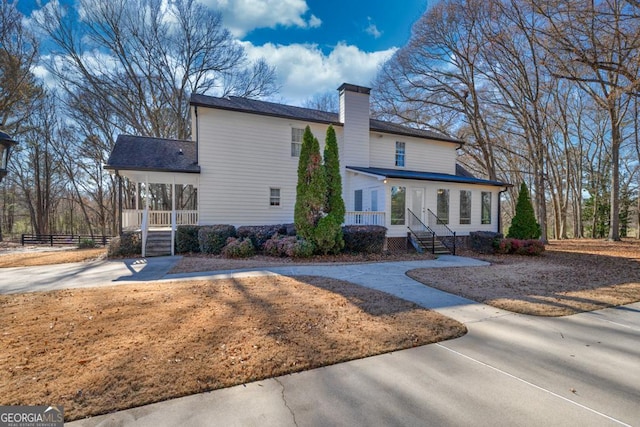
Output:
[{"left": 337, "top": 83, "right": 371, "bottom": 95}]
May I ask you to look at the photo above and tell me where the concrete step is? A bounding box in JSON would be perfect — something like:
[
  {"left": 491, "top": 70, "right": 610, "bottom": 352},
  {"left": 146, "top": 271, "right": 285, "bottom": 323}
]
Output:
[{"left": 145, "top": 232, "right": 172, "bottom": 257}]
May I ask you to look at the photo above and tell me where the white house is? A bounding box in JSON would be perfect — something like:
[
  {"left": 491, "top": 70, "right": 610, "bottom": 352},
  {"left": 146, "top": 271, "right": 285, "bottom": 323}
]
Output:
[{"left": 105, "top": 83, "right": 509, "bottom": 255}]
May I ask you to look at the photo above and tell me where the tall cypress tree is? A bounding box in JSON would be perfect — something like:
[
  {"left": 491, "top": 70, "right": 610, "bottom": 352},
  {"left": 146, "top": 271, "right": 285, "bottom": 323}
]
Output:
[
  {"left": 507, "top": 182, "right": 542, "bottom": 239},
  {"left": 315, "top": 125, "right": 345, "bottom": 254},
  {"left": 294, "top": 126, "right": 326, "bottom": 243}
]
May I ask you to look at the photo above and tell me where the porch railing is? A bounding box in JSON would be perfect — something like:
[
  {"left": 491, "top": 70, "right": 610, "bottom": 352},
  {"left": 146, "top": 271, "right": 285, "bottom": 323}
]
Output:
[
  {"left": 344, "top": 211, "right": 385, "bottom": 226},
  {"left": 123, "top": 209, "right": 198, "bottom": 229},
  {"left": 407, "top": 209, "right": 436, "bottom": 254}
]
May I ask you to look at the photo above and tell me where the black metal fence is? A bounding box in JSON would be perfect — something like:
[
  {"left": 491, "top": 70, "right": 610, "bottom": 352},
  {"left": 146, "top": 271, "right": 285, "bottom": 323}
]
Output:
[{"left": 21, "top": 234, "right": 112, "bottom": 247}]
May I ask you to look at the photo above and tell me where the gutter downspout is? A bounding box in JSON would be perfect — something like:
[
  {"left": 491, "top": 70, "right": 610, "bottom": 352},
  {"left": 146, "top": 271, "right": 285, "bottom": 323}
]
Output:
[{"left": 194, "top": 106, "right": 199, "bottom": 165}]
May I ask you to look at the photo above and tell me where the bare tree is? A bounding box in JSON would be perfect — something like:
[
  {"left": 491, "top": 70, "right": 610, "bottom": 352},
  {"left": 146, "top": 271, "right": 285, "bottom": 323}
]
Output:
[
  {"left": 373, "top": 0, "right": 502, "bottom": 181},
  {"left": 36, "top": 0, "right": 276, "bottom": 140},
  {"left": 531, "top": 0, "right": 640, "bottom": 240},
  {"left": 0, "top": 0, "right": 44, "bottom": 241}
]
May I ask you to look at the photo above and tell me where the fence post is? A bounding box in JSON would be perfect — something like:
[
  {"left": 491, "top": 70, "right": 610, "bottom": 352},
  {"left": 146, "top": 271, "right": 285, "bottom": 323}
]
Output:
[
  {"left": 50, "top": 235, "right": 53, "bottom": 246},
  {"left": 21, "top": 234, "right": 25, "bottom": 246}
]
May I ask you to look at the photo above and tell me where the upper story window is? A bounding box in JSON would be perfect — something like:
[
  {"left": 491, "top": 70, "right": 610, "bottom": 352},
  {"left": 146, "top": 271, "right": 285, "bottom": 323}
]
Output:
[
  {"left": 395, "top": 141, "right": 405, "bottom": 167},
  {"left": 291, "top": 128, "right": 304, "bottom": 157}
]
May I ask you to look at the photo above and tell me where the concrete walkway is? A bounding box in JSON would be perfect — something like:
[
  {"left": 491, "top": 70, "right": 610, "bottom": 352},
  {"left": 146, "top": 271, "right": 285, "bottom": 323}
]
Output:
[{"left": 1, "top": 256, "right": 638, "bottom": 426}]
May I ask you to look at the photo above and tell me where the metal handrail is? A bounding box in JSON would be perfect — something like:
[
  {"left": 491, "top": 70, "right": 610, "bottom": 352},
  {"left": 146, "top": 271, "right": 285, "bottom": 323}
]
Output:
[
  {"left": 407, "top": 209, "right": 436, "bottom": 254},
  {"left": 427, "top": 209, "right": 456, "bottom": 255}
]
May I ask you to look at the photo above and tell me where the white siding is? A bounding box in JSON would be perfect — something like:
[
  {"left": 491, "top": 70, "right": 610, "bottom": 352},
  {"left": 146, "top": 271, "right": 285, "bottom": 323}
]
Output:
[
  {"left": 197, "top": 107, "right": 334, "bottom": 226},
  {"left": 370, "top": 134, "right": 457, "bottom": 174},
  {"left": 345, "top": 172, "right": 385, "bottom": 212}
]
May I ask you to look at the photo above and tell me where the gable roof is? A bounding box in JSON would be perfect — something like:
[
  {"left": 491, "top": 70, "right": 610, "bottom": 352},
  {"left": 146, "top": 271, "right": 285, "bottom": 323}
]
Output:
[
  {"left": 346, "top": 166, "right": 509, "bottom": 187},
  {"left": 190, "top": 94, "right": 462, "bottom": 145},
  {"left": 105, "top": 135, "right": 200, "bottom": 173}
]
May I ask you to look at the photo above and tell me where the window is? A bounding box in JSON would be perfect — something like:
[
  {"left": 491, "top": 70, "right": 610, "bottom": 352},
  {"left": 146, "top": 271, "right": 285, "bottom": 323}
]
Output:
[
  {"left": 437, "top": 189, "right": 449, "bottom": 224},
  {"left": 481, "top": 191, "right": 492, "bottom": 224},
  {"left": 391, "top": 186, "right": 406, "bottom": 225},
  {"left": 291, "top": 128, "right": 304, "bottom": 157},
  {"left": 460, "top": 191, "right": 471, "bottom": 225},
  {"left": 270, "top": 188, "right": 281, "bottom": 206},
  {"left": 354, "top": 190, "right": 363, "bottom": 211},
  {"left": 395, "top": 141, "right": 405, "bottom": 167},
  {"left": 371, "top": 190, "right": 378, "bottom": 211}
]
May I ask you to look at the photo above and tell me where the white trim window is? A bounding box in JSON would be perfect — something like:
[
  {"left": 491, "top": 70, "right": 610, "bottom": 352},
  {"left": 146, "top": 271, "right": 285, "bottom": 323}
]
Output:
[
  {"left": 460, "top": 190, "right": 471, "bottom": 225},
  {"left": 481, "top": 191, "right": 492, "bottom": 224},
  {"left": 395, "top": 141, "right": 405, "bottom": 167},
  {"left": 437, "top": 189, "right": 450, "bottom": 224},
  {"left": 391, "top": 186, "right": 406, "bottom": 225},
  {"left": 291, "top": 128, "right": 304, "bottom": 157},
  {"left": 270, "top": 188, "right": 281, "bottom": 206}
]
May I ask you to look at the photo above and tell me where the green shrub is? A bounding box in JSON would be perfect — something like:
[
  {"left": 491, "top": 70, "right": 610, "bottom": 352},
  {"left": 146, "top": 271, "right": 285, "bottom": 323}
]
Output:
[
  {"left": 508, "top": 182, "right": 541, "bottom": 239},
  {"left": 198, "top": 225, "right": 236, "bottom": 254},
  {"left": 222, "top": 237, "right": 255, "bottom": 258},
  {"left": 263, "top": 234, "right": 314, "bottom": 258},
  {"left": 314, "top": 214, "right": 344, "bottom": 254},
  {"left": 176, "top": 225, "right": 201, "bottom": 253},
  {"left": 78, "top": 238, "right": 97, "bottom": 249},
  {"left": 107, "top": 232, "right": 142, "bottom": 257},
  {"left": 237, "top": 224, "right": 288, "bottom": 250},
  {"left": 342, "top": 225, "right": 387, "bottom": 254},
  {"left": 494, "top": 238, "right": 545, "bottom": 256}
]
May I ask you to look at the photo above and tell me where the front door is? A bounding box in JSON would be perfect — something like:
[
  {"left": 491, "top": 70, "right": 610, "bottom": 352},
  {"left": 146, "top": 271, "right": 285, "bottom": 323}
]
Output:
[{"left": 411, "top": 188, "right": 424, "bottom": 225}]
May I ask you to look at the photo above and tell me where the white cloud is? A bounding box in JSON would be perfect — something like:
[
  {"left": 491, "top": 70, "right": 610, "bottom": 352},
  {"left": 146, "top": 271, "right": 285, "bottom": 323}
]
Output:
[
  {"left": 365, "top": 17, "right": 382, "bottom": 39},
  {"left": 199, "top": 0, "right": 319, "bottom": 37},
  {"left": 241, "top": 41, "right": 397, "bottom": 105}
]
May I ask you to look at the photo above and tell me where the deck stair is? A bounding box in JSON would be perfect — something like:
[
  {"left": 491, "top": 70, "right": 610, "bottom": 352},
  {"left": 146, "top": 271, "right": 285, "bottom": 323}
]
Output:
[
  {"left": 145, "top": 230, "right": 172, "bottom": 257},
  {"left": 411, "top": 230, "right": 451, "bottom": 255}
]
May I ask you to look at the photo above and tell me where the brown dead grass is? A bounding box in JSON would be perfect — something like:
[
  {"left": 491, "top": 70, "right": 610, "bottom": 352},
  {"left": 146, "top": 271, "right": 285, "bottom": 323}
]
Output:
[
  {"left": 0, "top": 275, "right": 464, "bottom": 421},
  {"left": 0, "top": 248, "right": 106, "bottom": 267},
  {"left": 170, "top": 251, "right": 435, "bottom": 274},
  {"left": 407, "top": 239, "right": 640, "bottom": 316}
]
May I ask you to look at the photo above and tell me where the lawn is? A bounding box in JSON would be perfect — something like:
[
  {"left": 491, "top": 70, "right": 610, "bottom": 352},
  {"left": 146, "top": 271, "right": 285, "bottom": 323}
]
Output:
[
  {"left": 0, "top": 274, "right": 464, "bottom": 421},
  {"left": 1, "top": 238, "right": 639, "bottom": 421},
  {"left": 407, "top": 239, "right": 640, "bottom": 316}
]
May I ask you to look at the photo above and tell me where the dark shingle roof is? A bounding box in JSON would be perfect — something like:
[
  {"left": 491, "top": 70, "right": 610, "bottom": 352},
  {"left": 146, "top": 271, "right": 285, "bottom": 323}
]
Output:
[
  {"left": 190, "top": 94, "right": 461, "bottom": 144},
  {"left": 105, "top": 135, "right": 200, "bottom": 173},
  {"left": 346, "top": 166, "right": 508, "bottom": 187}
]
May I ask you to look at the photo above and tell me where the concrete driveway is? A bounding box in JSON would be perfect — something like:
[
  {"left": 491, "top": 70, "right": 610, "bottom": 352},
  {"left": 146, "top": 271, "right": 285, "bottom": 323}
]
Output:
[{"left": 1, "top": 256, "right": 638, "bottom": 426}]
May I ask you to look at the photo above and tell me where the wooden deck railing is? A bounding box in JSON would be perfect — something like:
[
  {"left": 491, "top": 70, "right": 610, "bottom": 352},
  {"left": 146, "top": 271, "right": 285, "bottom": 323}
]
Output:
[
  {"left": 123, "top": 209, "right": 198, "bottom": 229},
  {"left": 344, "top": 211, "right": 385, "bottom": 226}
]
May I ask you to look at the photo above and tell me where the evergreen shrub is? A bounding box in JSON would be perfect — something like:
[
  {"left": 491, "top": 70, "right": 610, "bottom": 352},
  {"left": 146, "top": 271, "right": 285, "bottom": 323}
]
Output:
[
  {"left": 108, "top": 232, "right": 142, "bottom": 257},
  {"left": 176, "top": 225, "right": 201, "bottom": 253},
  {"left": 222, "top": 237, "right": 255, "bottom": 258},
  {"left": 342, "top": 225, "right": 387, "bottom": 254},
  {"left": 198, "top": 225, "right": 236, "bottom": 254}
]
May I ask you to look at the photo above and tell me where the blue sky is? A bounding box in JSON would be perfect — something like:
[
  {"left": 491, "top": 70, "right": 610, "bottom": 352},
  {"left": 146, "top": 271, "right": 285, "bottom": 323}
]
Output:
[{"left": 18, "top": 0, "right": 429, "bottom": 105}]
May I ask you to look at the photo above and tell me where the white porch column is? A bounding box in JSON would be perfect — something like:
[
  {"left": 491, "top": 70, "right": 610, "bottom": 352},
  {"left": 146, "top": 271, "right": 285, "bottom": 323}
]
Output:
[
  {"left": 142, "top": 175, "right": 150, "bottom": 258},
  {"left": 171, "top": 178, "right": 176, "bottom": 256}
]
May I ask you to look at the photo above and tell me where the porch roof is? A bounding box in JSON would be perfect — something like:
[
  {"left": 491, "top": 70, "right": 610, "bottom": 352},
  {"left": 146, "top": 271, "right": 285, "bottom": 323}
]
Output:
[
  {"left": 105, "top": 135, "right": 200, "bottom": 173},
  {"left": 346, "top": 165, "right": 509, "bottom": 187}
]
